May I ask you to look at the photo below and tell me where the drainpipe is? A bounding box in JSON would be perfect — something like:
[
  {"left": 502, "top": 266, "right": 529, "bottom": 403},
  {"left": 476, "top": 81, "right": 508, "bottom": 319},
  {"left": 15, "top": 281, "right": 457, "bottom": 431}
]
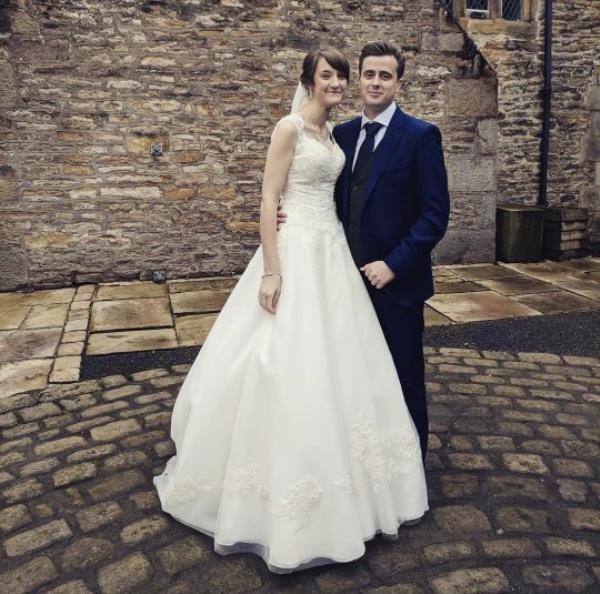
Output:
[{"left": 538, "top": 0, "right": 552, "bottom": 206}]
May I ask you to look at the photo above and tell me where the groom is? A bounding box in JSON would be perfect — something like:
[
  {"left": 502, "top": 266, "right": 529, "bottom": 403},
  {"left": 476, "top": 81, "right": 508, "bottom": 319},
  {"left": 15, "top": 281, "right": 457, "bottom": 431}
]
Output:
[
  {"left": 278, "top": 41, "right": 450, "bottom": 466},
  {"left": 333, "top": 41, "right": 450, "bottom": 464}
]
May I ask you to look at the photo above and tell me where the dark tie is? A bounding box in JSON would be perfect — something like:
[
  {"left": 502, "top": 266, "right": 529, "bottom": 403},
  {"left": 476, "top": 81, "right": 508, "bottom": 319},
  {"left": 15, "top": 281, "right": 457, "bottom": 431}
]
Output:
[
  {"left": 352, "top": 121, "right": 383, "bottom": 178},
  {"left": 347, "top": 121, "right": 384, "bottom": 267}
]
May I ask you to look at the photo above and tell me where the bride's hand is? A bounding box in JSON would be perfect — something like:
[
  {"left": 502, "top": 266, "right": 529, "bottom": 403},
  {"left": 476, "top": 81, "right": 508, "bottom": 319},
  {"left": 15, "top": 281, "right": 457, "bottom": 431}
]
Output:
[{"left": 259, "top": 275, "right": 282, "bottom": 314}]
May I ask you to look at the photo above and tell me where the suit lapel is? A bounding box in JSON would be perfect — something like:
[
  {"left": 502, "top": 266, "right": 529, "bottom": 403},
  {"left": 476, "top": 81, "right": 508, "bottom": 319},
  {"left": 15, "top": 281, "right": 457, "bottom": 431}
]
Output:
[{"left": 362, "top": 106, "right": 408, "bottom": 206}]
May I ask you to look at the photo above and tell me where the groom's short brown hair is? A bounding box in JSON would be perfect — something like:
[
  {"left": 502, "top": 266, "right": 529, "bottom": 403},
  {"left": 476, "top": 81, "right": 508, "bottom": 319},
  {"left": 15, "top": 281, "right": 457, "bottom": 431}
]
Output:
[{"left": 359, "top": 41, "right": 405, "bottom": 79}]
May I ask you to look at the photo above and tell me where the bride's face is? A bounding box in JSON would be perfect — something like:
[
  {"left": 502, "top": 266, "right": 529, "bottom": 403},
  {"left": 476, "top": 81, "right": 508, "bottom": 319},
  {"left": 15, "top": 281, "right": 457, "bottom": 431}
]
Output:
[{"left": 309, "top": 58, "right": 347, "bottom": 108}]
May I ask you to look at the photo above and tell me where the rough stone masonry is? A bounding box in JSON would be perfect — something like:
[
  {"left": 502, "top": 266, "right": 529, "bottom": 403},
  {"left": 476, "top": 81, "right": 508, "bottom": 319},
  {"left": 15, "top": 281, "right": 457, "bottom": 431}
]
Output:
[{"left": 0, "top": 0, "right": 497, "bottom": 290}]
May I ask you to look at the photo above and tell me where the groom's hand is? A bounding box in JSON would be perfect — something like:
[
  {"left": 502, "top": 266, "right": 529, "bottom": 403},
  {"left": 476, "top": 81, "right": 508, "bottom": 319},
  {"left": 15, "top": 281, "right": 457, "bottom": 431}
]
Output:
[
  {"left": 276, "top": 200, "right": 287, "bottom": 230},
  {"left": 360, "top": 261, "right": 396, "bottom": 290}
]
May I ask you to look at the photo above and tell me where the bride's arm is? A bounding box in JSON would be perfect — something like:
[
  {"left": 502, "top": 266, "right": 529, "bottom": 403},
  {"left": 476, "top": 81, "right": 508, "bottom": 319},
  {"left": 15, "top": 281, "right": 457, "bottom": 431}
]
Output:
[{"left": 258, "top": 120, "right": 297, "bottom": 313}]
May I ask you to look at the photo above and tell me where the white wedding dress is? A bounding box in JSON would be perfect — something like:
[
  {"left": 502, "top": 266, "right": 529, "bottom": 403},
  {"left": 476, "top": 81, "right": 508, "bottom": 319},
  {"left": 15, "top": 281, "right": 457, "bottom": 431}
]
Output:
[{"left": 154, "top": 113, "right": 429, "bottom": 574}]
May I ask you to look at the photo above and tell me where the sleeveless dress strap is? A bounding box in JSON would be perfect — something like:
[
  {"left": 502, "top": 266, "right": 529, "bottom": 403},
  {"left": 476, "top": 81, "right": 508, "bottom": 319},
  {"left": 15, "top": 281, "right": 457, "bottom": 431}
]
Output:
[{"left": 271, "top": 113, "right": 304, "bottom": 142}]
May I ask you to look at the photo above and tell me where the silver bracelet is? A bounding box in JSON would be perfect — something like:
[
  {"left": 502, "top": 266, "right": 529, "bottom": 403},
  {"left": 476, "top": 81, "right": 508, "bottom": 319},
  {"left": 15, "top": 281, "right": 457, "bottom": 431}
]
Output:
[{"left": 262, "top": 272, "right": 282, "bottom": 282}]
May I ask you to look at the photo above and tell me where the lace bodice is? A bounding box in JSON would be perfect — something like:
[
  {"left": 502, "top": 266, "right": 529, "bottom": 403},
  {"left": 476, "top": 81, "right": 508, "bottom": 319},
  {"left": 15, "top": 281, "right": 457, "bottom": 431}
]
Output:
[{"left": 275, "top": 114, "right": 346, "bottom": 241}]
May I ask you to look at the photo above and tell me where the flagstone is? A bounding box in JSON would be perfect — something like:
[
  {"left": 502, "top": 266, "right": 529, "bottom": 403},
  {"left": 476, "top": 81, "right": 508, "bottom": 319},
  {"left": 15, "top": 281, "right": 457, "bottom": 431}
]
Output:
[
  {"left": 91, "top": 299, "right": 172, "bottom": 332},
  {"left": 554, "top": 280, "right": 600, "bottom": 302},
  {"left": 58, "top": 342, "right": 85, "bottom": 357},
  {"left": 434, "top": 280, "right": 488, "bottom": 294},
  {"left": 21, "top": 304, "right": 69, "bottom": 329},
  {"left": 170, "top": 290, "right": 231, "bottom": 314},
  {"left": 0, "top": 358, "right": 52, "bottom": 397},
  {"left": 0, "top": 306, "right": 30, "bottom": 330},
  {"left": 512, "top": 291, "right": 600, "bottom": 315},
  {"left": 0, "top": 328, "right": 62, "bottom": 363},
  {"left": 445, "top": 264, "right": 520, "bottom": 282},
  {"left": 555, "top": 258, "right": 600, "bottom": 273},
  {"left": 0, "top": 288, "right": 75, "bottom": 308},
  {"left": 175, "top": 314, "right": 218, "bottom": 346},
  {"left": 425, "top": 306, "right": 453, "bottom": 327},
  {"left": 476, "top": 277, "right": 559, "bottom": 296},
  {"left": 168, "top": 277, "right": 238, "bottom": 293},
  {"left": 569, "top": 270, "right": 600, "bottom": 283},
  {"left": 427, "top": 292, "right": 541, "bottom": 323},
  {"left": 96, "top": 282, "right": 168, "bottom": 301},
  {"left": 87, "top": 329, "right": 179, "bottom": 355},
  {"left": 500, "top": 262, "right": 574, "bottom": 283}
]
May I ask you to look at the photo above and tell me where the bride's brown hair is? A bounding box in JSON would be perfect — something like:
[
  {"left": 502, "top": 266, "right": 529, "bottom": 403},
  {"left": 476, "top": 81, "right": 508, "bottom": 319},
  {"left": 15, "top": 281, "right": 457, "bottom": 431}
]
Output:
[{"left": 300, "top": 48, "right": 350, "bottom": 91}]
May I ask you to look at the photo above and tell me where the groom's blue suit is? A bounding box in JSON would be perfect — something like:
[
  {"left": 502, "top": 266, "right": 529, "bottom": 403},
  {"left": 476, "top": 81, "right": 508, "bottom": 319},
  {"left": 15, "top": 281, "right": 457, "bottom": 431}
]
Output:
[{"left": 333, "top": 104, "right": 450, "bottom": 459}]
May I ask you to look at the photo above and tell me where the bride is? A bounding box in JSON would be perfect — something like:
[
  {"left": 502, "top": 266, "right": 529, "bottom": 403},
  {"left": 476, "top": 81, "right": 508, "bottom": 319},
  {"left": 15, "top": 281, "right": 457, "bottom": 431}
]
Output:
[{"left": 154, "top": 48, "right": 428, "bottom": 574}]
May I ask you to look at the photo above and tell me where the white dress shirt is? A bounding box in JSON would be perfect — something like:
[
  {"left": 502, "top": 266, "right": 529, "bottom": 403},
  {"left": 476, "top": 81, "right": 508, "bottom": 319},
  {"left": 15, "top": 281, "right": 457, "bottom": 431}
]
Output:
[{"left": 351, "top": 101, "right": 398, "bottom": 171}]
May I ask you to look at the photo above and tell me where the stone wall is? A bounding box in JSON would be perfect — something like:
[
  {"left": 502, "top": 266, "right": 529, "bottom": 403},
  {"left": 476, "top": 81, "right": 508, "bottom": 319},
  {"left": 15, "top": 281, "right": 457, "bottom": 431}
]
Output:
[{"left": 0, "top": 0, "right": 496, "bottom": 290}]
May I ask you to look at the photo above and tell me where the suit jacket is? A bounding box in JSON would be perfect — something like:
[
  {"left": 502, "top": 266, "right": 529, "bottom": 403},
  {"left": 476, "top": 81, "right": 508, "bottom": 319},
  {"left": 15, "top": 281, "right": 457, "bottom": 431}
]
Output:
[{"left": 333, "top": 105, "right": 450, "bottom": 306}]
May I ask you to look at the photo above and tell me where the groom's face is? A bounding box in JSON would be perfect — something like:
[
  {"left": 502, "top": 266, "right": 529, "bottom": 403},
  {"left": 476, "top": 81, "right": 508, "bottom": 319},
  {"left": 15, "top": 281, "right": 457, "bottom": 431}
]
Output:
[{"left": 359, "top": 55, "right": 399, "bottom": 115}]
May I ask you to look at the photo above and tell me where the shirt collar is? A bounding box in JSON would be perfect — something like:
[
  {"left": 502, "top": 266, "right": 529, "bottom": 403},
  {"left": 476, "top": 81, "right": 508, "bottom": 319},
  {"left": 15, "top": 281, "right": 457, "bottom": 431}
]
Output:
[{"left": 360, "top": 102, "right": 397, "bottom": 130}]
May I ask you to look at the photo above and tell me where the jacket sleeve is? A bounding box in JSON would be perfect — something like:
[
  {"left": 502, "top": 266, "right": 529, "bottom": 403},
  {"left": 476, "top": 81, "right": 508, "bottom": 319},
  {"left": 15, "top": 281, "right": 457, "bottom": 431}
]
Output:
[{"left": 383, "top": 124, "right": 450, "bottom": 280}]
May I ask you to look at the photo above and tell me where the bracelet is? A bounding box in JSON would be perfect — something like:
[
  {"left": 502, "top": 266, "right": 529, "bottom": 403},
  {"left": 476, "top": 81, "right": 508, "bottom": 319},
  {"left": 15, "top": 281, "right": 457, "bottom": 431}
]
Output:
[{"left": 262, "top": 272, "right": 282, "bottom": 282}]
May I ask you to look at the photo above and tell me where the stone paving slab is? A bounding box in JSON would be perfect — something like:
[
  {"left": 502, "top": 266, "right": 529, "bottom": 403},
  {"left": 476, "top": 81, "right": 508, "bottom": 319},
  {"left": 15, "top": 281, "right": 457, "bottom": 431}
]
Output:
[
  {"left": 444, "top": 264, "right": 519, "bottom": 281},
  {"left": 0, "top": 306, "right": 31, "bottom": 331},
  {"left": 513, "top": 291, "right": 600, "bottom": 315},
  {"left": 555, "top": 279, "right": 600, "bottom": 302},
  {"left": 0, "top": 349, "right": 598, "bottom": 593},
  {"left": 500, "top": 262, "right": 582, "bottom": 283},
  {"left": 0, "top": 288, "right": 75, "bottom": 308},
  {"left": 171, "top": 290, "right": 231, "bottom": 315},
  {"left": 0, "top": 358, "right": 53, "bottom": 397},
  {"left": 426, "top": 291, "right": 542, "bottom": 323},
  {"left": 174, "top": 313, "right": 219, "bottom": 346},
  {"left": 0, "top": 328, "right": 62, "bottom": 364},
  {"left": 87, "top": 329, "right": 179, "bottom": 356},
  {"left": 90, "top": 299, "right": 173, "bottom": 333},
  {"left": 96, "top": 282, "right": 169, "bottom": 301},
  {"left": 424, "top": 307, "right": 453, "bottom": 327},
  {"left": 21, "top": 304, "right": 70, "bottom": 330},
  {"left": 476, "top": 276, "right": 560, "bottom": 296}
]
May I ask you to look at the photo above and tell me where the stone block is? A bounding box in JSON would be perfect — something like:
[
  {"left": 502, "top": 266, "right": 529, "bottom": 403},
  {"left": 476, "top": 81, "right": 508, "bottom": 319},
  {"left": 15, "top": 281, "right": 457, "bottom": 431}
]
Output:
[
  {"left": 87, "top": 470, "right": 146, "bottom": 502},
  {"left": 0, "top": 556, "right": 58, "bottom": 594},
  {"left": 448, "top": 78, "right": 498, "bottom": 118},
  {"left": 120, "top": 515, "right": 170, "bottom": 545},
  {"left": 62, "top": 537, "right": 114, "bottom": 571},
  {"left": 53, "top": 463, "right": 98, "bottom": 487},
  {"left": 97, "top": 553, "right": 153, "bottom": 594},
  {"left": 446, "top": 155, "right": 497, "bottom": 192},
  {"left": 76, "top": 502, "right": 123, "bottom": 532},
  {"left": 422, "top": 32, "right": 464, "bottom": 52},
  {"left": 90, "top": 419, "right": 141, "bottom": 441},
  {"left": 156, "top": 536, "right": 210, "bottom": 576},
  {"left": 429, "top": 567, "right": 511, "bottom": 594},
  {"left": 4, "top": 519, "right": 72, "bottom": 557}
]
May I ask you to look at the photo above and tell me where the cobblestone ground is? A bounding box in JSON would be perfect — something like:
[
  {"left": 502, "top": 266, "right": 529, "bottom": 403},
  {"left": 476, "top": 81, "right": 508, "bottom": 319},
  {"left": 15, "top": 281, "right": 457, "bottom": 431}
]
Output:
[{"left": 1, "top": 347, "right": 599, "bottom": 594}]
